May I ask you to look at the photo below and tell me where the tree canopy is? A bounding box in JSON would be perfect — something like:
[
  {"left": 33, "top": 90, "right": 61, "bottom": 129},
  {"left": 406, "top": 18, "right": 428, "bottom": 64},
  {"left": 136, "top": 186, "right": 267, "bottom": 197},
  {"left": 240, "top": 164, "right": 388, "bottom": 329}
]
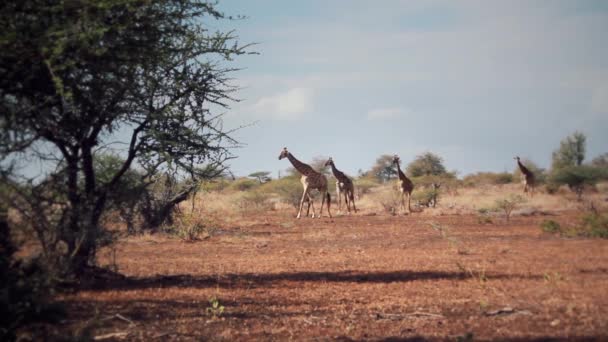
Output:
[
  {"left": 551, "top": 131, "right": 586, "bottom": 170},
  {"left": 0, "top": 0, "right": 252, "bottom": 273},
  {"left": 406, "top": 152, "right": 447, "bottom": 177},
  {"left": 369, "top": 154, "right": 398, "bottom": 183}
]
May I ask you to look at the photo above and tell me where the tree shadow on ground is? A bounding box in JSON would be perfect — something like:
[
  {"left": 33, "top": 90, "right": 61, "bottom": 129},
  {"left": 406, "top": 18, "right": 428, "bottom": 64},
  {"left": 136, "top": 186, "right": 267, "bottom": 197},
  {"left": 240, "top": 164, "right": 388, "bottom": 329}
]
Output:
[{"left": 80, "top": 268, "right": 543, "bottom": 291}]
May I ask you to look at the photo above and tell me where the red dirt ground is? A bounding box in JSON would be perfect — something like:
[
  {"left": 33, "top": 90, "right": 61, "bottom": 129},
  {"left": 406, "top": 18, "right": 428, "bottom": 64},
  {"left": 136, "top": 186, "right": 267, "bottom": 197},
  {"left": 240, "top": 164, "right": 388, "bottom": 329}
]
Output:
[{"left": 54, "top": 211, "right": 608, "bottom": 341}]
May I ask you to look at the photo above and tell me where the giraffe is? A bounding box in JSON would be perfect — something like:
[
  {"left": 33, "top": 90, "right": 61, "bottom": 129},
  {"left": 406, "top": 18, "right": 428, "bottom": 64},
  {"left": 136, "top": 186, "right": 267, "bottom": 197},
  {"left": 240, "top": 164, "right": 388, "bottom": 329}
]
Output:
[
  {"left": 393, "top": 155, "right": 414, "bottom": 214},
  {"left": 324, "top": 157, "right": 357, "bottom": 213},
  {"left": 279, "top": 148, "right": 332, "bottom": 219},
  {"left": 514, "top": 156, "right": 536, "bottom": 196}
]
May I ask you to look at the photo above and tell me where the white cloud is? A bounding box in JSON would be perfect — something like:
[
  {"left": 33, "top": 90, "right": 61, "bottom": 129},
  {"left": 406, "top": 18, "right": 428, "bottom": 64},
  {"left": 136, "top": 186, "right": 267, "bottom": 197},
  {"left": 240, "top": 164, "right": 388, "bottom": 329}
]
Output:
[
  {"left": 367, "top": 107, "right": 408, "bottom": 120},
  {"left": 252, "top": 87, "right": 314, "bottom": 120}
]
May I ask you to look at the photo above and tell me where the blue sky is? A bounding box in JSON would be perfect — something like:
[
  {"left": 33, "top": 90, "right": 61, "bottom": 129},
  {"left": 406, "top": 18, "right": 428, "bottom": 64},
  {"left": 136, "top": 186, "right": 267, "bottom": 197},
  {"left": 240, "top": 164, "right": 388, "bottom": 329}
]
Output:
[{"left": 213, "top": 0, "right": 608, "bottom": 178}]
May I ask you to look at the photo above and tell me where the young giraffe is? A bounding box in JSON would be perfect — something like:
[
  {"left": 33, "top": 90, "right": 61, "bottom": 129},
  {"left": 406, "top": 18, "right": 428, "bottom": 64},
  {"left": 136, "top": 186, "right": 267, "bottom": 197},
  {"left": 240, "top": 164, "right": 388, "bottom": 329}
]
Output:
[
  {"left": 514, "top": 156, "right": 536, "bottom": 196},
  {"left": 279, "top": 148, "right": 332, "bottom": 219},
  {"left": 325, "top": 157, "right": 357, "bottom": 213},
  {"left": 393, "top": 155, "right": 414, "bottom": 214}
]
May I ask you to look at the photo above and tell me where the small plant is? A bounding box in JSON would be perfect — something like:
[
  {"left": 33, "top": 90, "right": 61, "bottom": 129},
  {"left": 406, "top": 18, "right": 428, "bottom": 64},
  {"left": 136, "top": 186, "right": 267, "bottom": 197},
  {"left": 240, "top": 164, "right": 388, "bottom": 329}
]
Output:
[
  {"left": 430, "top": 222, "right": 470, "bottom": 255},
  {"left": 543, "top": 271, "right": 565, "bottom": 284},
  {"left": 494, "top": 194, "right": 526, "bottom": 222},
  {"left": 478, "top": 299, "right": 489, "bottom": 311},
  {"left": 206, "top": 297, "right": 225, "bottom": 318},
  {"left": 456, "top": 332, "right": 474, "bottom": 342},
  {"left": 456, "top": 262, "right": 487, "bottom": 283},
  {"left": 476, "top": 208, "right": 493, "bottom": 224},
  {"left": 540, "top": 220, "right": 562, "bottom": 234}
]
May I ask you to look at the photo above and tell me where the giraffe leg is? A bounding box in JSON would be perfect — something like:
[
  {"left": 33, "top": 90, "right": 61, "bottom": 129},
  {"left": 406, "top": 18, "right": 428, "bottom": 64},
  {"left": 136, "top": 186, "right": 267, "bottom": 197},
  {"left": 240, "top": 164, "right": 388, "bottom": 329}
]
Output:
[
  {"left": 350, "top": 190, "right": 357, "bottom": 213},
  {"left": 319, "top": 189, "right": 326, "bottom": 219},
  {"left": 407, "top": 192, "right": 412, "bottom": 214},
  {"left": 297, "top": 186, "right": 311, "bottom": 219},
  {"left": 400, "top": 191, "right": 406, "bottom": 214},
  {"left": 305, "top": 194, "right": 314, "bottom": 217},
  {"left": 336, "top": 183, "right": 341, "bottom": 212},
  {"left": 326, "top": 191, "right": 332, "bottom": 218},
  {"left": 308, "top": 194, "right": 317, "bottom": 217}
]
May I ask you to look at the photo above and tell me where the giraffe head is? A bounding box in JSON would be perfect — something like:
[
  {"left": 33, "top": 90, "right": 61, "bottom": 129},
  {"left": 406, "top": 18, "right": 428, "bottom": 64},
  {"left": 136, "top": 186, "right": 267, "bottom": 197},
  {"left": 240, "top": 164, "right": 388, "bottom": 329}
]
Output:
[
  {"left": 392, "top": 155, "right": 401, "bottom": 165},
  {"left": 514, "top": 156, "right": 520, "bottom": 161},
  {"left": 278, "top": 147, "right": 289, "bottom": 160},
  {"left": 324, "top": 157, "right": 334, "bottom": 167}
]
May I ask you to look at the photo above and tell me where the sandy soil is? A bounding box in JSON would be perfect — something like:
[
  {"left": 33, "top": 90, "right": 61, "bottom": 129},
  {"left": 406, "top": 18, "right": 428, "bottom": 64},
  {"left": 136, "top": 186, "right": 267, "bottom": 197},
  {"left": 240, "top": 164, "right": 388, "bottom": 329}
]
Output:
[{"left": 47, "top": 208, "right": 608, "bottom": 341}]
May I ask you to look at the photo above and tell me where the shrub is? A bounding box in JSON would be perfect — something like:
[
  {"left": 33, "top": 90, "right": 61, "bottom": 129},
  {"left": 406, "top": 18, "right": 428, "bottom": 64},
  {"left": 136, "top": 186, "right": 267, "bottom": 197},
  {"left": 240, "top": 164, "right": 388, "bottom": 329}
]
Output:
[
  {"left": 236, "top": 190, "right": 272, "bottom": 211},
  {"left": 548, "top": 165, "right": 606, "bottom": 200},
  {"left": 372, "top": 187, "right": 402, "bottom": 214},
  {"left": 540, "top": 214, "right": 607, "bottom": 239},
  {"left": 261, "top": 177, "right": 304, "bottom": 209},
  {"left": 462, "top": 172, "right": 514, "bottom": 187},
  {"left": 477, "top": 208, "right": 494, "bottom": 224},
  {"left": 580, "top": 213, "right": 608, "bottom": 238},
  {"left": 164, "top": 208, "right": 208, "bottom": 241},
  {"left": 540, "top": 220, "right": 562, "bottom": 233},
  {"left": 228, "top": 178, "right": 258, "bottom": 192},
  {"left": 200, "top": 179, "right": 230, "bottom": 192},
  {"left": 1, "top": 207, "right": 65, "bottom": 341},
  {"left": 494, "top": 194, "right": 526, "bottom": 222},
  {"left": 412, "top": 186, "right": 440, "bottom": 207},
  {"left": 355, "top": 177, "right": 380, "bottom": 198}
]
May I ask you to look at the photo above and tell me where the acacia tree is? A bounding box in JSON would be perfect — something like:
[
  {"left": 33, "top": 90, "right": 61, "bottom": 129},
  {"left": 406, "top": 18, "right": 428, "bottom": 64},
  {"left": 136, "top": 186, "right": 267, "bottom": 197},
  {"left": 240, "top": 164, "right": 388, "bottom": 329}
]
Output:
[
  {"left": 406, "top": 152, "right": 447, "bottom": 177},
  {"left": 0, "top": 0, "right": 252, "bottom": 274},
  {"left": 552, "top": 131, "right": 586, "bottom": 170},
  {"left": 369, "top": 154, "right": 398, "bottom": 183}
]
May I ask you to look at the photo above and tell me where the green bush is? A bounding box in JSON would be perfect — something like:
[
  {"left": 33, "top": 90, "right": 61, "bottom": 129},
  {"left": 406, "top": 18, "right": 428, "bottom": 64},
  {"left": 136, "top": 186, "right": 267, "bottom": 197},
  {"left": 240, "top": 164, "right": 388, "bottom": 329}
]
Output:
[
  {"left": 355, "top": 177, "right": 379, "bottom": 197},
  {"left": 228, "top": 178, "right": 258, "bottom": 192},
  {"left": 540, "top": 220, "right": 562, "bottom": 233},
  {"left": 200, "top": 179, "right": 230, "bottom": 192},
  {"left": 261, "top": 177, "right": 304, "bottom": 209},
  {"left": 549, "top": 165, "right": 606, "bottom": 200},
  {"left": 580, "top": 213, "right": 608, "bottom": 238},
  {"left": 462, "top": 172, "right": 514, "bottom": 187},
  {"left": 412, "top": 187, "right": 440, "bottom": 207},
  {"left": 494, "top": 194, "right": 526, "bottom": 222}
]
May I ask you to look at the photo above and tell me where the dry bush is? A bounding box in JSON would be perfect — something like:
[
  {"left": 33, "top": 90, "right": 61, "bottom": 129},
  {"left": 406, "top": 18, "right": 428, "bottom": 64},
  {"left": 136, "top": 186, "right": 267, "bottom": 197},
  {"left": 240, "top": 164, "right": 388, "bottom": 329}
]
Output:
[
  {"left": 494, "top": 194, "right": 527, "bottom": 222},
  {"left": 462, "top": 172, "right": 514, "bottom": 187},
  {"left": 164, "top": 207, "right": 209, "bottom": 241},
  {"left": 228, "top": 178, "right": 259, "bottom": 192},
  {"left": 355, "top": 177, "right": 380, "bottom": 198},
  {"left": 259, "top": 177, "right": 304, "bottom": 209},
  {"left": 234, "top": 190, "right": 273, "bottom": 212},
  {"left": 363, "top": 185, "right": 401, "bottom": 214}
]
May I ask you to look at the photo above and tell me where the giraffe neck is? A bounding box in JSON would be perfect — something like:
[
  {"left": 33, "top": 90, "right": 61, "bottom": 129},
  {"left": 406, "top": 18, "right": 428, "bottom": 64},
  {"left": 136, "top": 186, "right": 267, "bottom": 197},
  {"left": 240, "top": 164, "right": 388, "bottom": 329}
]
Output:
[
  {"left": 396, "top": 163, "right": 409, "bottom": 181},
  {"left": 517, "top": 160, "right": 531, "bottom": 176},
  {"left": 287, "top": 153, "right": 315, "bottom": 176},
  {"left": 330, "top": 163, "right": 347, "bottom": 181}
]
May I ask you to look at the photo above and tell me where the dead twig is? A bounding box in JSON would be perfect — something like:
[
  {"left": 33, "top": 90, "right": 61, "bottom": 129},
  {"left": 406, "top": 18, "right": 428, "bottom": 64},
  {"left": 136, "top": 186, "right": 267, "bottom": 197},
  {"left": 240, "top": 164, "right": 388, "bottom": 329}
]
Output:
[
  {"left": 374, "top": 311, "right": 444, "bottom": 321},
  {"left": 101, "top": 313, "right": 136, "bottom": 327},
  {"left": 93, "top": 332, "right": 129, "bottom": 340}
]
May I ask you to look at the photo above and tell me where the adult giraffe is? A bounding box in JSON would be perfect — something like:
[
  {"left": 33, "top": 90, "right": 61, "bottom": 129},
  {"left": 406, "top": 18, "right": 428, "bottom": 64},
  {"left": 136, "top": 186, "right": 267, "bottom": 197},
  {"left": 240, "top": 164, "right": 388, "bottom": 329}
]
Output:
[
  {"left": 325, "top": 157, "right": 357, "bottom": 213},
  {"left": 514, "top": 156, "right": 536, "bottom": 196},
  {"left": 393, "top": 155, "right": 414, "bottom": 214},
  {"left": 279, "top": 148, "right": 332, "bottom": 219}
]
